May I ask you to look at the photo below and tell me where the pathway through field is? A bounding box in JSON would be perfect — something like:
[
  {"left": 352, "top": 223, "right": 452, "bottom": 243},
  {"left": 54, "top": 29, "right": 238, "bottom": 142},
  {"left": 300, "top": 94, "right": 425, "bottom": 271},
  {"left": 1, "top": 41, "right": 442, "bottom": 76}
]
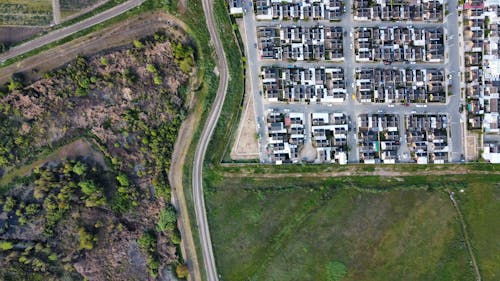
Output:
[{"left": 447, "top": 189, "right": 482, "bottom": 281}]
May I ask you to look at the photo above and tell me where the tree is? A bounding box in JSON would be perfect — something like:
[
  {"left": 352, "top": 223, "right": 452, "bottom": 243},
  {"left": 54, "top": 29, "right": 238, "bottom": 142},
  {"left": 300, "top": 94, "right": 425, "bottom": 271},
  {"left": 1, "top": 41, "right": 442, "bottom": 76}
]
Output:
[
  {"left": 78, "top": 228, "right": 95, "bottom": 250},
  {"left": 3, "top": 197, "right": 16, "bottom": 212},
  {"left": 133, "top": 39, "right": 144, "bottom": 49},
  {"left": 72, "top": 161, "right": 87, "bottom": 176},
  {"left": 116, "top": 174, "right": 129, "bottom": 186},
  {"left": 176, "top": 264, "right": 189, "bottom": 278},
  {"left": 0, "top": 241, "right": 14, "bottom": 251},
  {"left": 156, "top": 206, "right": 177, "bottom": 232},
  {"left": 327, "top": 261, "right": 347, "bottom": 281}
]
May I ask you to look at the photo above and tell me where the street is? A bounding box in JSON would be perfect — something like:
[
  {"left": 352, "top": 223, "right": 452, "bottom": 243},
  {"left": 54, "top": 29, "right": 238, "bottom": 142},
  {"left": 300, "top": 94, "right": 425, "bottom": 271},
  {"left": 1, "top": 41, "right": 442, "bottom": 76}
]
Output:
[
  {"left": 241, "top": 0, "right": 465, "bottom": 164},
  {"left": 0, "top": 0, "right": 145, "bottom": 64}
]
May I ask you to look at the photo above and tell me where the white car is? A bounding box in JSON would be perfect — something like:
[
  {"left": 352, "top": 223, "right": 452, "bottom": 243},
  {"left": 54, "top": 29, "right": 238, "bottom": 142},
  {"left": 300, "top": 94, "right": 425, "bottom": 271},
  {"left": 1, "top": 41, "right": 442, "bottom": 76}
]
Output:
[
  {"left": 416, "top": 104, "right": 427, "bottom": 108},
  {"left": 388, "top": 104, "right": 395, "bottom": 107}
]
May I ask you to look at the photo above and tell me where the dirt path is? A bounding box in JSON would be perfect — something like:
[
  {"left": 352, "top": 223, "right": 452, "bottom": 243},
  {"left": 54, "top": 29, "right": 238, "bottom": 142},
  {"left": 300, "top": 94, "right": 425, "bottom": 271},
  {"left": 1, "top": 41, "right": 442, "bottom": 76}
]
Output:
[
  {"left": 0, "top": 11, "right": 201, "bottom": 280},
  {"left": 169, "top": 90, "right": 202, "bottom": 281},
  {"left": 221, "top": 165, "right": 500, "bottom": 178},
  {"left": 0, "top": 12, "right": 187, "bottom": 85},
  {"left": 230, "top": 79, "right": 259, "bottom": 160},
  {"left": 447, "top": 189, "right": 482, "bottom": 281},
  {"left": 52, "top": 0, "right": 61, "bottom": 25},
  {"left": 0, "top": 138, "right": 106, "bottom": 187}
]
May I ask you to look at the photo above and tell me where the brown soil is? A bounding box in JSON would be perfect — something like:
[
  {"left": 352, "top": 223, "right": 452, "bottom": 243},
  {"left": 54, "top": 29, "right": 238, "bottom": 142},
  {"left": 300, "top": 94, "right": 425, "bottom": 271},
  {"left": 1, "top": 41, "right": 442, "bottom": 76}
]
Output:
[
  {"left": 0, "top": 24, "right": 190, "bottom": 280},
  {"left": 0, "top": 11, "right": 187, "bottom": 85},
  {"left": 0, "top": 26, "right": 44, "bottom": 45}
]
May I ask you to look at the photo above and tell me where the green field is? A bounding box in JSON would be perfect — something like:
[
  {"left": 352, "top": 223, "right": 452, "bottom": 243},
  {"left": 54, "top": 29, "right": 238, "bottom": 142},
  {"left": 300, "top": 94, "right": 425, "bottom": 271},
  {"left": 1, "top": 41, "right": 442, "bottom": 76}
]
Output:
[
  {"left": 60, "top": 0, "right": 100, "bottom": 19},
  {"left": 0, "top": 0, "right": 52, "bottom": 26},
  {"left": 456, "top": 183, "right": 500, "bottom": 280},
  {"left": 206, "top": 175, "right": 499, "bottom": 281}
]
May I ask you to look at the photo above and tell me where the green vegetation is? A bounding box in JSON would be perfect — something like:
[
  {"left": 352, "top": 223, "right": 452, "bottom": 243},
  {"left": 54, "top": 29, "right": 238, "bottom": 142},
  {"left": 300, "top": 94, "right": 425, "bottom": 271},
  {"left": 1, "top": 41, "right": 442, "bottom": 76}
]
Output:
[
  {"left": 456, "top": 183, "right": 500, "bottom": 280},
  {"left": 205, "top": 174, "right": 500, "bottom": 281},
  {"left": 327, "top": 261, "right": 347, "bottom": 281},
  {"left": 0, "top": 27, "right": 193, "bottom": 279},
  {"left": 0, "top": 0, "right": 52, "bottom": 26},
  {"left": 138, "top": 230, "right": 160, "bottom": 276},
  {"left": 0, "top": 0, "right": 165, "bottom": 68}
]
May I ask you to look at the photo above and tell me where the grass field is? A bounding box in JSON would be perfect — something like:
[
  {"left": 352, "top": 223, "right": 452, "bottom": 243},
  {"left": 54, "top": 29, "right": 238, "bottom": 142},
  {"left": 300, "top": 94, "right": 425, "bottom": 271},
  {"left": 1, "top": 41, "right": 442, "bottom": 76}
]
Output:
[
  {"left": 456, "top": 183, "right": 500, "bottom": 281},
  {"left": 0, "top": 0, "right": 52, "bottom": 26},
  {"left": 206, "top": 175, "right": 500, "bottom": 281},
  {"left": 60, "top": 0, "right": 101, "bottom": 19}
]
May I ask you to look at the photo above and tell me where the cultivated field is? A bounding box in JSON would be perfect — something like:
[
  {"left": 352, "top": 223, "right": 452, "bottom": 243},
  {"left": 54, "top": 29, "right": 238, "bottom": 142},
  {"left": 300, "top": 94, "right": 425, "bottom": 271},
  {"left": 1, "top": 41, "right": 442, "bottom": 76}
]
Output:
[
  {"left": 0, "top": 0, "right": 52, "bottom": 26},
  {"left": 206, "top": 174, "right": 499, "bottom": 281},
  {"left": 60, "top": 0, "right": 103, "bottom": 20}
]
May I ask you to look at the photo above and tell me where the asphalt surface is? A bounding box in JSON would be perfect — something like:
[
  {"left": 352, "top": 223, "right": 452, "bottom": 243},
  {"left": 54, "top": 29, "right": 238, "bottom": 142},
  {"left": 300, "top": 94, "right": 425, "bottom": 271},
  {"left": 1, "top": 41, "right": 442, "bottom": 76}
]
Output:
[
  {"left": 192, "top": 0, "right": 229, "bottom": 280},
  {"left": 0, "top": 0, "right": 145, "bottom": 64},
  {"left": 243, "top": 0, "right": 465, "bottom": 163}
]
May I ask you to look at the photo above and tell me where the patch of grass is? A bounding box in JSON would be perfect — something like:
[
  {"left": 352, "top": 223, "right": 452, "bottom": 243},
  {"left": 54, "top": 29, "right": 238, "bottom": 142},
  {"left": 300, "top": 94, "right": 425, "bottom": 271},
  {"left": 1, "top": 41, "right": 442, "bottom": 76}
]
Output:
[
  {"left": 206, "top": 175, "right": 500, "bottom": 281},
  {"left": 0, "top": 0, "right": 52, "bottom": 26},
  {"left": 456, "top": 183, "right": 500, "bottom": 280}
]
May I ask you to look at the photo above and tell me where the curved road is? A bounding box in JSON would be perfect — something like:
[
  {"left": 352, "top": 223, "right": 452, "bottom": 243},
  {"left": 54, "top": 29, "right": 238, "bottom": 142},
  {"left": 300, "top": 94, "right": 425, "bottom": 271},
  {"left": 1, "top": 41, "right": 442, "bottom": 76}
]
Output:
[
  {"left": 193, "top": 0, "right": 229, "bottom": 280},
  {"left": 0, "top": 0, "right": 144, "bottom": 63}
]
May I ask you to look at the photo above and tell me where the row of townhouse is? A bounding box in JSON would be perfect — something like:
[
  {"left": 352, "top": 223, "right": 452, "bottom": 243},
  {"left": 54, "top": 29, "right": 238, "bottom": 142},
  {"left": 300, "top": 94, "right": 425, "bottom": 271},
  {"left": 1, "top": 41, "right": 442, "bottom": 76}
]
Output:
[
  {"left": 355, "top": 26, "right": 444, "bottom": 63},
  {"left": 406, "top": 114, "right": 449, "bottom": 164},
  {"left": 254, "top": 0, "right": 344, "bottom": 20},
  {"left": 311, "top": 112, "right": 349, "bottom": 164},
  {"left": 357, "top": 114, "right": 401, "bottom": 164},
  {"left": 257, "top": 26, "right": 344, "bottom": 61},
  {"left": 266, "top": 111, "right": 450, "bottom": 164},
  {"left": 465, "top": 1, "right": 500, "bottom": 136},
  {"left": 355, "top": 68, "right": 446, "bottom": 103},
  {"left": 262, "top": 66, "right": 346, "bottom": 102},
  {"left": 353, "top": 0, "right": 443, "bottom": 21},
  {"left": 267, "top": 111, "right": 306, "bottom": 163}
]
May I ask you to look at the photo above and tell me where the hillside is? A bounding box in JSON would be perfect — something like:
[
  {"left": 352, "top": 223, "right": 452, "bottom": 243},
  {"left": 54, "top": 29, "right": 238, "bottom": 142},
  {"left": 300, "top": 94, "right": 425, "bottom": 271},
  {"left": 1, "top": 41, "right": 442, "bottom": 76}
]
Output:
[{"left": 0, "top": 29, "right": 194, "bottom": 280}]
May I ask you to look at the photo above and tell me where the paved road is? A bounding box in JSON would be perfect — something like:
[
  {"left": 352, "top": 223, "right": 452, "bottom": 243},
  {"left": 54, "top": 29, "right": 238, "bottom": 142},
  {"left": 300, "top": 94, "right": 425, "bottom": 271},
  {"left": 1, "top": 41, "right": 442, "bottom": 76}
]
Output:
[
  {"left": 243, "top": 0, "right": 464, "bottom": 163},
  {"left": 193, "top": 0, "right": 229, "bottom": 279},
  {"left": 0, "top": 0, "right": 145, "bottom": 64}
]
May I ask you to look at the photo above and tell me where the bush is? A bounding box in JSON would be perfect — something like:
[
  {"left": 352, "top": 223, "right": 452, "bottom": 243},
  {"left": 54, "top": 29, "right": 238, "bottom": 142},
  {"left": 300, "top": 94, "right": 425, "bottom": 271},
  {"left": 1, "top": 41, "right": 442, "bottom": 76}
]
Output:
[
  {"left": 0, "top": 241, "right": 14, "bottom": 251},
  {"left": 156, "top": 206, "right": 177, "bottom": 232},
  {"left": 78, "top": 228, "right": 95, "bottom": 250},
  {"left": 176, "top": 264, "right": 189, "bottom": 278},
  {"left": 327, "top": 261, "right": 347, "bottom": 281}
]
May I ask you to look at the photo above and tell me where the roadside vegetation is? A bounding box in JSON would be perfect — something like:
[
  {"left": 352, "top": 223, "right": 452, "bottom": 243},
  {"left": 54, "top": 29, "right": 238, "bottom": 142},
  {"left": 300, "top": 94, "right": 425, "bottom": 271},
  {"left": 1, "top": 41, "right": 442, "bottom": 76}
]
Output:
[{"left": 0, "top": 28, "right": 194, "bottom": 279}]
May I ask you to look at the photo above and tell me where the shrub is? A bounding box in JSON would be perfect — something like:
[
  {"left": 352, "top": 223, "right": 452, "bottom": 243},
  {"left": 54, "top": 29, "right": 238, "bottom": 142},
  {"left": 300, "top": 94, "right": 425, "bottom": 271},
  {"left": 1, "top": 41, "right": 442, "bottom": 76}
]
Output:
[
  {"left": 0, "top": 241, "right": 14, "bottom": 251},
  {"left": 176, "top": 264, "right": 189, "bottom": 278}
]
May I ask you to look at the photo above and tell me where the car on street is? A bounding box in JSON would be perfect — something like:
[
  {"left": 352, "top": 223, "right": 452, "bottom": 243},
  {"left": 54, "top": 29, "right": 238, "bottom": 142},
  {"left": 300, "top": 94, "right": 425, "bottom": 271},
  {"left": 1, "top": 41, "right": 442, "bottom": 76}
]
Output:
[
  {"left": 416, "top": 104, "right": 427, "bottom": 108},
  {"left": 388, "top": 104, "right": 395, "bottom": 107}
]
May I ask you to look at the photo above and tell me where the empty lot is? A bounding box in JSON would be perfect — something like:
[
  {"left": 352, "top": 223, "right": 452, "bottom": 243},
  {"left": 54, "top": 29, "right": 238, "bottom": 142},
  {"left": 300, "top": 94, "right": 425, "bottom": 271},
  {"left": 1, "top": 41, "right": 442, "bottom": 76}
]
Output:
[{"left": 206, "top": 173, "right": 499, "bottom": 281}]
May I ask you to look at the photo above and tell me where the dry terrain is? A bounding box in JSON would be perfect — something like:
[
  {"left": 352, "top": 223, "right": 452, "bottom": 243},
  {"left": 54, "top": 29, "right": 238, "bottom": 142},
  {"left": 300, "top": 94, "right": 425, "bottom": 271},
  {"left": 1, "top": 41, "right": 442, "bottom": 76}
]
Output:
[
  {"left": 0, "top": 18, "right": 194, "bottom": 280},
  {"left": 0, "top": 26, "right": 44, "bottom": 48},
  {"left": 0, "top": 11, "right": 187, "bottom": 85}
]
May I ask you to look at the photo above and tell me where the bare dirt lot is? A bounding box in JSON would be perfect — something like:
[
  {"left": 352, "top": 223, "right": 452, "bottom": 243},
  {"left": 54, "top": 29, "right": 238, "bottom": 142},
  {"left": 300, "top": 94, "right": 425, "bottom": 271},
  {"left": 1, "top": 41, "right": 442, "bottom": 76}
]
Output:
[
  {"left": 466, "top": 132, "right": 480, "bottom": 161},
  {"left": 0, "top": 11, "right": 187, "bottom": 85},
  {"left": 230, "top": 30, "right": 259, "bottom": 161},
  {"left": 0, "top": 26, "right": 44, "bottom": 46},
  {"left": 230, "top": 83, "right": 260, "bottom": 160}
]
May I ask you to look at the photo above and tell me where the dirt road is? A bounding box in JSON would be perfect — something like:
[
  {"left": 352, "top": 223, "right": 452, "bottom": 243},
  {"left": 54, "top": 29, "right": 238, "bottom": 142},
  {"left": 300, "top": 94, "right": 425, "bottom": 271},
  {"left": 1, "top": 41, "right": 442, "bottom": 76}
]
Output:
[{"left": 447, "top": 189, "right": 482, "bottom": 281}]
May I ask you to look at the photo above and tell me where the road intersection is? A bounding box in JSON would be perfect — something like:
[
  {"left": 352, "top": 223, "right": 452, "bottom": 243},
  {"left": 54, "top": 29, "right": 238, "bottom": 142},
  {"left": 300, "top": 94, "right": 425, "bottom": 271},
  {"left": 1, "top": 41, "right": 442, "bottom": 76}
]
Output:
[{"left": 242, "top": 0, "right": 465, "bottom": 164}]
